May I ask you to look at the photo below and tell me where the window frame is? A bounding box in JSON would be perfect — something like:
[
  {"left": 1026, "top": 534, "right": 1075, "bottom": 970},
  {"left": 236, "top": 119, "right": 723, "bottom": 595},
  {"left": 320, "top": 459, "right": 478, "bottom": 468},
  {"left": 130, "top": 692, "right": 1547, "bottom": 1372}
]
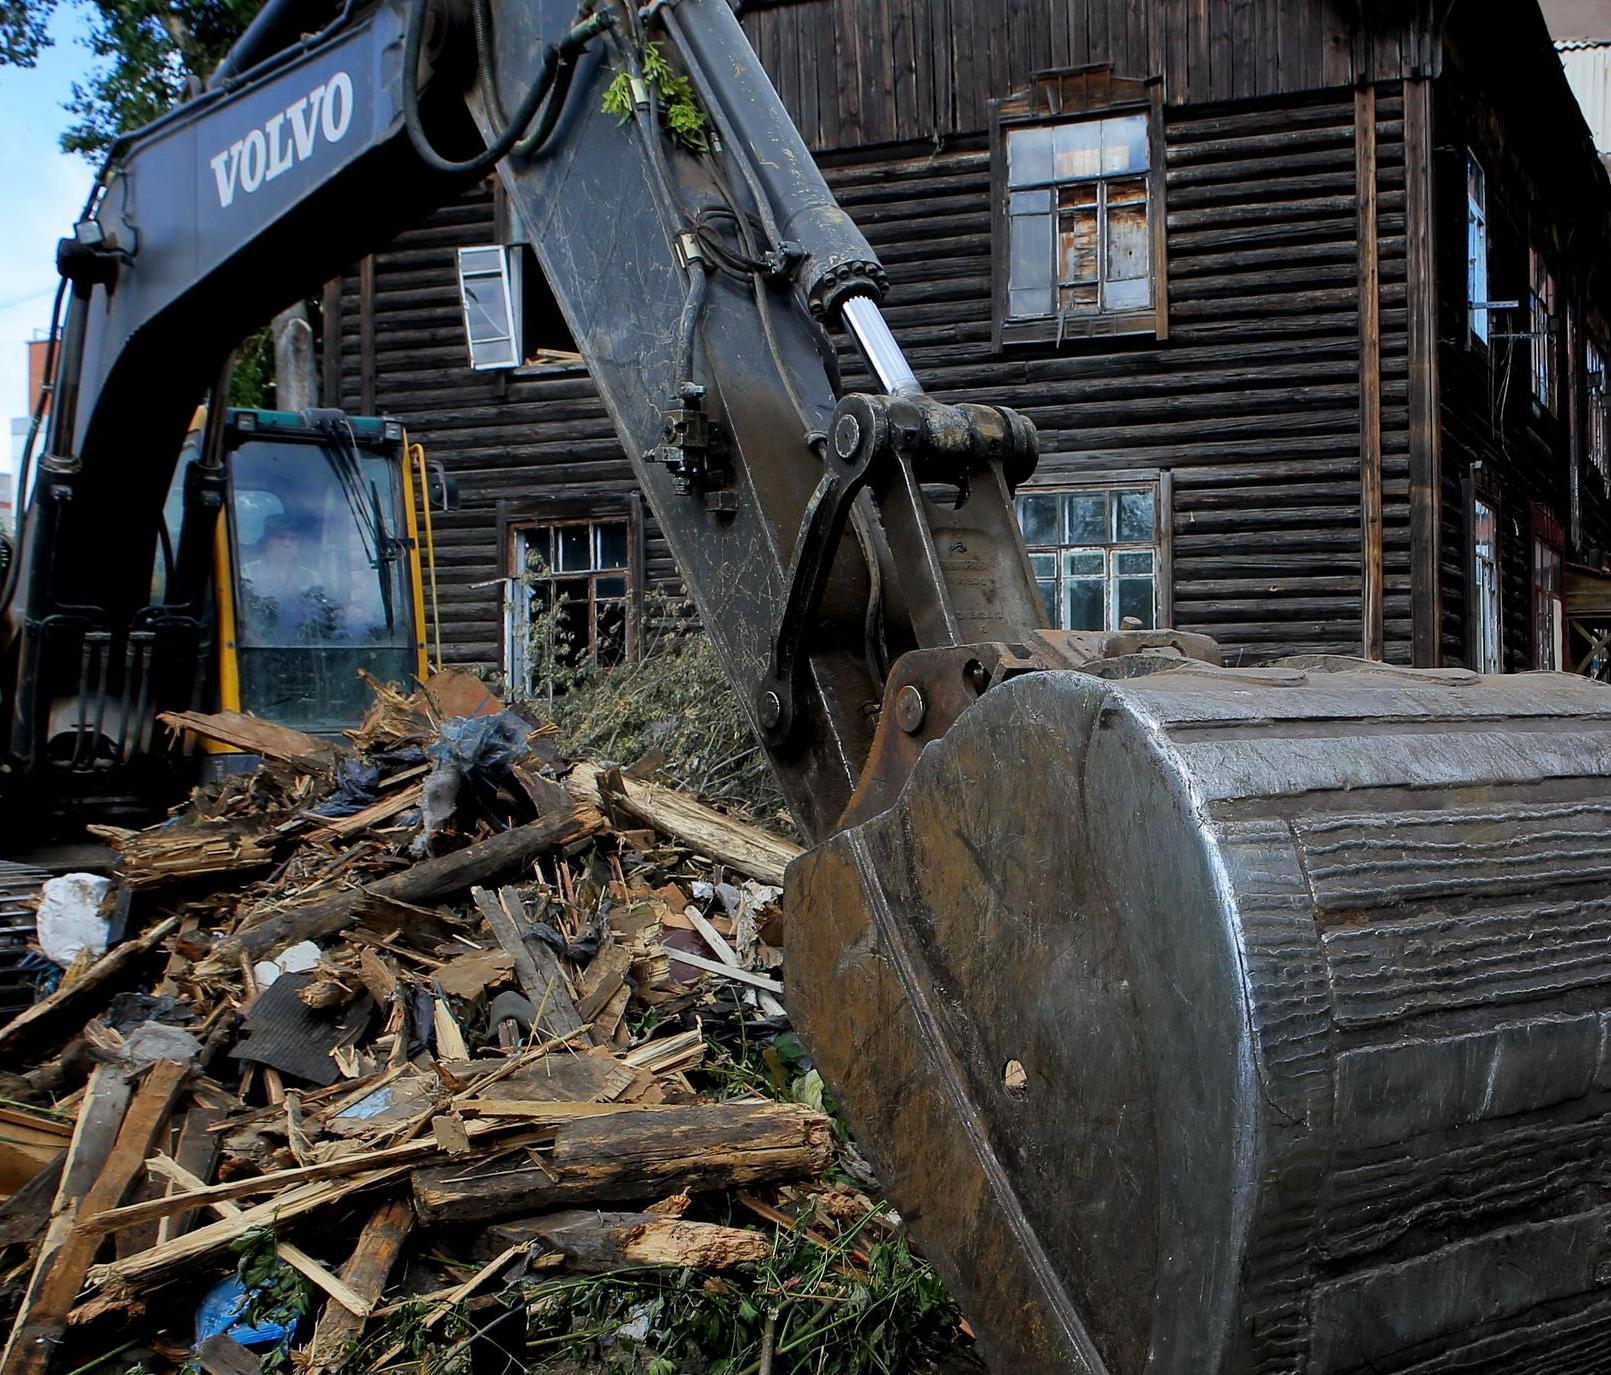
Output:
[
  {"left": 1588, "top": 333, "right": 1608, "bottom": 485},
  {"left": 1529, "top": 243, "right": 1558, "bottom": 413},
  {"left": 989, "top": 67, "right": 1167, "bottom": 350},
  {"left": 1467, "top": 153, "right": 1490, "bottom": 346},
  {"left": 497, "top": 494, "right": 644, "bottom": 698},
  {"left": 1531, "top": 503, "right": 1565, "bottom": 671},
  {"left": 455, "top": 245, "right": 522, "bottom": 371},
  {"left": 1015, "top": 472, "right": 1173, "bottom": 631},
  {"left": 1465, "top": 473, "right": 1503, "bottom": 674}
]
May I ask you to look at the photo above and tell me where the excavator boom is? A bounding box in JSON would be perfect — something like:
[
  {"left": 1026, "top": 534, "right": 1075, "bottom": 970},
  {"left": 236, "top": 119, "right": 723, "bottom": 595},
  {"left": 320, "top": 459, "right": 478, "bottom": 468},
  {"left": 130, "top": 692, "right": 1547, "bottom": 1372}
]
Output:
[{"left": 16, "top": 0, "right": 1611, "bottom": 1369}]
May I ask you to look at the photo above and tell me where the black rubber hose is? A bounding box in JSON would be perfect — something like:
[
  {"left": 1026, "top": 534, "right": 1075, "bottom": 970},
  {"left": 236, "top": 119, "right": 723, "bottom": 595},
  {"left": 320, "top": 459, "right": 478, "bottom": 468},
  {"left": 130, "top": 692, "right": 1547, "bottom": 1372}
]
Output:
[
  {"left": 402, "top": 0, "right": 610, "bottom": 177},
  {"left": 674, "top": 260, "right": 709, "bottom": 390}
]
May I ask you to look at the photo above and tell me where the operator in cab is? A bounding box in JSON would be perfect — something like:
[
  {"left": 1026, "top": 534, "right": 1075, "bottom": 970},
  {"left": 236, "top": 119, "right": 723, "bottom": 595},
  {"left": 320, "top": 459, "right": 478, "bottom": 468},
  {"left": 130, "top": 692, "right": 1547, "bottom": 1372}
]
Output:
[{"left": 239, "top": 511, "right": 336, "bottom": 640}]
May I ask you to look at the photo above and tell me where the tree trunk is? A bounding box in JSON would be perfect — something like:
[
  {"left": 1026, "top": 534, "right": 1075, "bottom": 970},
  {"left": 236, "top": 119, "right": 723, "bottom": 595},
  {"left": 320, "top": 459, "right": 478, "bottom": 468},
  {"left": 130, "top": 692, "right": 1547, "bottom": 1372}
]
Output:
[{"left": 272, "top": 302, "right": 316, "bottom": 413}]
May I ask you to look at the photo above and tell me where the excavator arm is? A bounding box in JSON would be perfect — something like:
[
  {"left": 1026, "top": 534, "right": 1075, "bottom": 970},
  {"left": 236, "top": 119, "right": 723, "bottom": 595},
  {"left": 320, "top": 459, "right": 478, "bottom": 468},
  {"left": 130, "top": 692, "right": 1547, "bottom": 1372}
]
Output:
[{"left": 16, "top": 2, "right": 1611, "bottom": 1371}]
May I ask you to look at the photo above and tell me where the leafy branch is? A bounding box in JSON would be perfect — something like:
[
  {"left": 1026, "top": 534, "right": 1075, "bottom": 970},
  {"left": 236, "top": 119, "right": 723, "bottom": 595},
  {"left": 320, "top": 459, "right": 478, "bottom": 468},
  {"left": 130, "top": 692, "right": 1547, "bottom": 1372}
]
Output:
[{"left": 601, "top": 40, "right": 710, "bottom": 153}]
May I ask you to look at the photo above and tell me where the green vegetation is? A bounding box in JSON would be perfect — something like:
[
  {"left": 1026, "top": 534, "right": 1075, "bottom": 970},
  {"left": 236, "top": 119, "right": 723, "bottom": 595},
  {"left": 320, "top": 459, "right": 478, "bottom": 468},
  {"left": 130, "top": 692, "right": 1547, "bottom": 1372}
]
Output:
[{"left": 601, "top": 40, "right": 710, "bottom": 153}]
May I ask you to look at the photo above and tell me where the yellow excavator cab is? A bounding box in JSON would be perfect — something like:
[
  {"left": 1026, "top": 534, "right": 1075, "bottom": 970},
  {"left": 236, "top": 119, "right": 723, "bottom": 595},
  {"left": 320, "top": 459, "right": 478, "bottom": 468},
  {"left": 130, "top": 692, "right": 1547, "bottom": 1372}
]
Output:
[{"left": 177, "top": 408, "right": 439, "bottom": 747}]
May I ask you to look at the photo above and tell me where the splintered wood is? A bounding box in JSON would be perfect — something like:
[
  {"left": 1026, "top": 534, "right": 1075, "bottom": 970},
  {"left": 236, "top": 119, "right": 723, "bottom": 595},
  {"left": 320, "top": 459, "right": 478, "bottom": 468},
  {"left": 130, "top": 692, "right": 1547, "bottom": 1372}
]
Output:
[{"left": 0, "top": 671, "right": 841, "bottom": 1375}]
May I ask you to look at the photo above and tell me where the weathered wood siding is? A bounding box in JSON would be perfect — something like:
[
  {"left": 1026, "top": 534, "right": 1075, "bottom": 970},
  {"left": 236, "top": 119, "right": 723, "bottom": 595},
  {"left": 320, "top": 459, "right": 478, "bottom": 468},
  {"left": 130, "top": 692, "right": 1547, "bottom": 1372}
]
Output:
[
  {"left": 823, "top": 92, "right": 1403, "bottom": 662},
  {"left": 1423, "top": 7, "right": 1607, "bottom": 669},
  {"left": 334, "top": 187, "right": 676, "bottom": 672},
  {"left": 743, "top": 0, "right": 1419, "bottom": 146},
  {"left": 341, "top": 82, "right": 1411, "bottom": 670}
]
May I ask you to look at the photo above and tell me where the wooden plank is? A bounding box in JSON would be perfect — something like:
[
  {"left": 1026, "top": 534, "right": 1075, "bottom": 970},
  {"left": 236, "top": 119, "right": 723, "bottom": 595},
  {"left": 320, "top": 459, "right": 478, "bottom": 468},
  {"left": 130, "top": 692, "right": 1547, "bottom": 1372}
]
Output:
[
  {"left": 321, "top": 276, "right": 342, "bottom": 407},
  {"left": 146, "top": 1156, "right": 376, "bottom": 1318},
  {"left": 359, "top": 254, "right": 377, "bottom": 415},
  {"left": 487, "top": 1209, "right": 769, "bottom": 1273},
  {"left": 1357, "top": 85, "right": 1385, "bottom": 661},
  {"left": 214, "top": 803, "right": 605, "bottom": 965},
  {"left": 1403, "top": 76, "right": 1442, "bottom": 666},
  {"left": 0, "top": 916, "right": 181, "bottom": 1059},
  {"left": 1, "top": 1060, "right": 185, "bottom": 1375},
  {"left": 566, "top": 762, "right": 800, "bottom": 885},
  {"left": 412, "top": 1102, "right": 835, "bottom": 1224},
  {"left": 159, "top": 709, "right": 340, "bottom": 768},
  {"left": 160, "top": 1106, "right": 224, "bottom": 1243},
  {"left": 305, "top": 1197, "right": 415, "bottom": 1373},
  {"left": 87, "top": 1162, "right": 414, "bottom": 1295},
  {"left": 471, "top": 886, "right": 584, "bottom": 1039},
  {"left": 79, "top": 1136, "right": 456, "bottom": 1238}
]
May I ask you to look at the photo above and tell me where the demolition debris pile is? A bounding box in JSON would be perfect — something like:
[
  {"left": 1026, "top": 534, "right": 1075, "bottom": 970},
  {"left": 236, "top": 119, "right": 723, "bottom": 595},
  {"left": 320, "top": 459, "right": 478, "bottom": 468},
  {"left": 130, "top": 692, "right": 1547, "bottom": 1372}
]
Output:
[{"left": 0, "top": 673, "right": 971, "bottom": 1374}]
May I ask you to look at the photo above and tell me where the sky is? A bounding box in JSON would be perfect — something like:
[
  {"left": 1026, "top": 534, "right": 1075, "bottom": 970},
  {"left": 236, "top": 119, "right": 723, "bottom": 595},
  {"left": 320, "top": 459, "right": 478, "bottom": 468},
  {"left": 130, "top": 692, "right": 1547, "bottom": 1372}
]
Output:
[{"left": 0, "top": 6, "right": 96, "bottom": 474}]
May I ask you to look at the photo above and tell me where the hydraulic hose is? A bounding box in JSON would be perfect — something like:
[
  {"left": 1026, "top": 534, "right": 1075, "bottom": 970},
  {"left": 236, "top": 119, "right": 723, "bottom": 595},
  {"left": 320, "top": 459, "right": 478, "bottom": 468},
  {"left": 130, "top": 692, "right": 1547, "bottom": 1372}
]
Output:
[
  {"left": 401, "top": 0, "right": 610, "bottom": 178},
  {"left": 674, "top": 258, "right": 709, "bottom": 391}
]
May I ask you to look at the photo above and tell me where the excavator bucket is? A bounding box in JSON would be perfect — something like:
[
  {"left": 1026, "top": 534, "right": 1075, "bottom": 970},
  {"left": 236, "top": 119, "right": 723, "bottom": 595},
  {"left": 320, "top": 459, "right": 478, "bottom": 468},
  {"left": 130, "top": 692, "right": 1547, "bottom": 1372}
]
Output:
[{"left": 786, "top": 656, "right": 1611, "bottom": 1374}]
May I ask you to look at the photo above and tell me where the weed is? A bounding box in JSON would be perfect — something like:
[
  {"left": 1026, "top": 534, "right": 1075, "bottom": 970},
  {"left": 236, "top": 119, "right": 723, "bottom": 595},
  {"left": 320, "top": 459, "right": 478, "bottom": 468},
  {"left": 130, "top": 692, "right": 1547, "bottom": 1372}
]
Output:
[{"left": 601, "top": 40, "right": 710, "bottom": 152}]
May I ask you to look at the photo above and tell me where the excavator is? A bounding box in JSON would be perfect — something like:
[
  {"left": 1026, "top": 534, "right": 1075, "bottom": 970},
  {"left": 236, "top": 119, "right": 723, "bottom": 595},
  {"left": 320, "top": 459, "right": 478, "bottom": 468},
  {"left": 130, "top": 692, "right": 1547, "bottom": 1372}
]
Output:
[
  {"left": 10, "top": 0, "right": 1611, "bottom": 1368},
  {"left": 5, "top": 392, "right": 444, "bottom": 817}
]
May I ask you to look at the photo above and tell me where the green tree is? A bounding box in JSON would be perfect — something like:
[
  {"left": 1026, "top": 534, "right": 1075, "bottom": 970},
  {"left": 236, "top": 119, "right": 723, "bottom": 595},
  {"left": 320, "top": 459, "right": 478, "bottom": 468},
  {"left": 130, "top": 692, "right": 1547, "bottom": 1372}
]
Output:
[{"left": 61, "top": 0, "right": 261, "bottom": 156}]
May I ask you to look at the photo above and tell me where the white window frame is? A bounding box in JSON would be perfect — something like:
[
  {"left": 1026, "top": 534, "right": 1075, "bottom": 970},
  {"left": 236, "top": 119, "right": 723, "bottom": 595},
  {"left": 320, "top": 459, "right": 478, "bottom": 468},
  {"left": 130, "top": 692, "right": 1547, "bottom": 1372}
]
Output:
[
  {"left": 503, "top": 512, "right": 634, "bottom": 701},
  {"left": 1471, "top": 494, "right": 1502, "bottom": 674},
  {"left": 1016, "top": 481, "right": 1166, "bottom": 632},
  {"left": 1003, "top": 113, "right": 1155, "bottom": 325},
  {"left": 1529, "top": 244, "right": 1557, "bottom": 411},
  {"left": 456, "top": 245, "right": 522, "bottom": 371},
  {"left": 1467, "top": 155, "right": 1490, "bottom": 345},
  {"left": 1589, "top": 337, "right": 1608, "bottom": 485}
]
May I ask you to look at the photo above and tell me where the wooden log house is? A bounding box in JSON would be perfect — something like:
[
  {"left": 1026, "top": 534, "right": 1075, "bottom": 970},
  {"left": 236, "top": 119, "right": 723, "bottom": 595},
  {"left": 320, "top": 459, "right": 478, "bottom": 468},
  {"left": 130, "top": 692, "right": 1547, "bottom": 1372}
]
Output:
[{"left": 324, "top": 0, "right": 1611, "bottom": 691}]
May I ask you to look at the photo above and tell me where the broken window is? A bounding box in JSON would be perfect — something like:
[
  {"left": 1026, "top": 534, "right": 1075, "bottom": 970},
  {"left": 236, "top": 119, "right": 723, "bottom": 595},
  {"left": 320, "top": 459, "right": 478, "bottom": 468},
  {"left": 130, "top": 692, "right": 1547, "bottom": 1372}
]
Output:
[
  {"left": 1004, "top": 113, "right": 1154, "bottom": 328},
  {"left": 456, "top": 246, "right": 520, "bottom": 370},
  {"left": 455, "top": 244, "right": 580, "bottom": 372},
  {"left": 1530, "top": 245, "right": 1557, "bottom": 411},
  {"left": 1468, "top": 156, "right": 1490, "bottom": 345},
  {"left": 506, "top": 511, "right": 636, "bottom": 700},
  {"left": 1470, "top": 494, "right": 1502, "bottom": 674},
  {"left": 1016, "top": 483, "right": 1162, "bottom": 631},
  {"left": 1532, "top": 504, "right": 1565, "bottom": 671},
  {"left": 1588, "top": 337, "right": 1607, "bottom": 484}
]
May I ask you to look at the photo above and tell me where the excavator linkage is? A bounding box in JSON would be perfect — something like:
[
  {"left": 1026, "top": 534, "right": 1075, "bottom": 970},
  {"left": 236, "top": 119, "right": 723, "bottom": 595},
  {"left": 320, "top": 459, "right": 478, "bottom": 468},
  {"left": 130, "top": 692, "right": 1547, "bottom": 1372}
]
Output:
[{"left": 788, "top": 653, "right": 1611, "bottom": 1374}]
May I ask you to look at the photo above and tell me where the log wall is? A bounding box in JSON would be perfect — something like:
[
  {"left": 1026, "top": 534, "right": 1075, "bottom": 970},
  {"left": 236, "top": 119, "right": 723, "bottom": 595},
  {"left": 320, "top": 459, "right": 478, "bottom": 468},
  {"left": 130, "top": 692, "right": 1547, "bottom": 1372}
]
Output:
[{"left": 327, "top": 0, "right": 1609, "bottom": 679}]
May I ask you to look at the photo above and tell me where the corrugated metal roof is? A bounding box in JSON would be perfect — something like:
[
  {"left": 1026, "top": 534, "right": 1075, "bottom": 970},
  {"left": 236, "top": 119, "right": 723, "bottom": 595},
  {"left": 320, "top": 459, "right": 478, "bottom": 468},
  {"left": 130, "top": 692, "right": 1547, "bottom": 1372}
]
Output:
[
  {"left": 1559, "top": 43, "right": 1611, "bottom": 153},
  {"left": 1558, "top": 38, "right": 1611, "bottom": 51}
]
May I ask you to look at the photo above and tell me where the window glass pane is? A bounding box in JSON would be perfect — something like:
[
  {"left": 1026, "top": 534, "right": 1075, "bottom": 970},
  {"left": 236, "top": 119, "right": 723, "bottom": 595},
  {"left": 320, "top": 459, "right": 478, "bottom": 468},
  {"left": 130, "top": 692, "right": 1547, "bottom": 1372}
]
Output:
[
  {"left": 1116, "top": 576, "right": 1155, "bottom": 627},
  {"left": 1066, "top": 493, "right": 1106, "bottom": 543},
  {"left": 1052, "top": 120, "right": 1103, "bottom": 180},
  {"left": 1066, "top": 579, "right": 1105, "bottom": 630},
  {"left": 1105, "top": 276, "right": 1151, "bottom": 311},
  {"left": 1019, "top": 494, "right": 1059, "bottom": 545},
  {"left": 1036, "top": 580, "right": 1057, "bottom": 623},
  {"left": 1010, "top": 189, "right": 1052, "bottom": 215},
  {"left": 596, "top": 575, "right": 628, "bottom": 599},
  {"left": 1008, "top": 126, "right": 1054, "bottom": 186},
  {"left": 1010, "top": 287, "right": 1056, "bottom": 319},
  {"left": 1115, "top": 489, "right": 1155, "bottom": 543},
  {"left": 524, "top": 527, "right": 552, "bottom": 572},
  {"left": 1106, "top": 183, "right": 1150, "bottom": 284},
  {"left": 462, "top": 275, "right": 511, "bottom": 344},
  {"left": 556, "top": 524, "right": 592, "bottom": 572},
  {"left": 1102, "top": 114, "right": 1150, "bottom": 175},
  {"left": 1065, "top": 549, "right": 1104, "bottom": 577},
  {"left": 458, "top": 246, "right": 505, "bottom": 275},
  {"left": 1028, "top": 552, "right": 1056, "bottom": 578},
  {"left": 1009, "top": 214, "right": 1054, "bottom": 312},
  {"left": 595, "top": 522, "right": 628, "bottom": 570},
  {"left": 1114, "top": 549, "right": 1153, "bottom": 576}
]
